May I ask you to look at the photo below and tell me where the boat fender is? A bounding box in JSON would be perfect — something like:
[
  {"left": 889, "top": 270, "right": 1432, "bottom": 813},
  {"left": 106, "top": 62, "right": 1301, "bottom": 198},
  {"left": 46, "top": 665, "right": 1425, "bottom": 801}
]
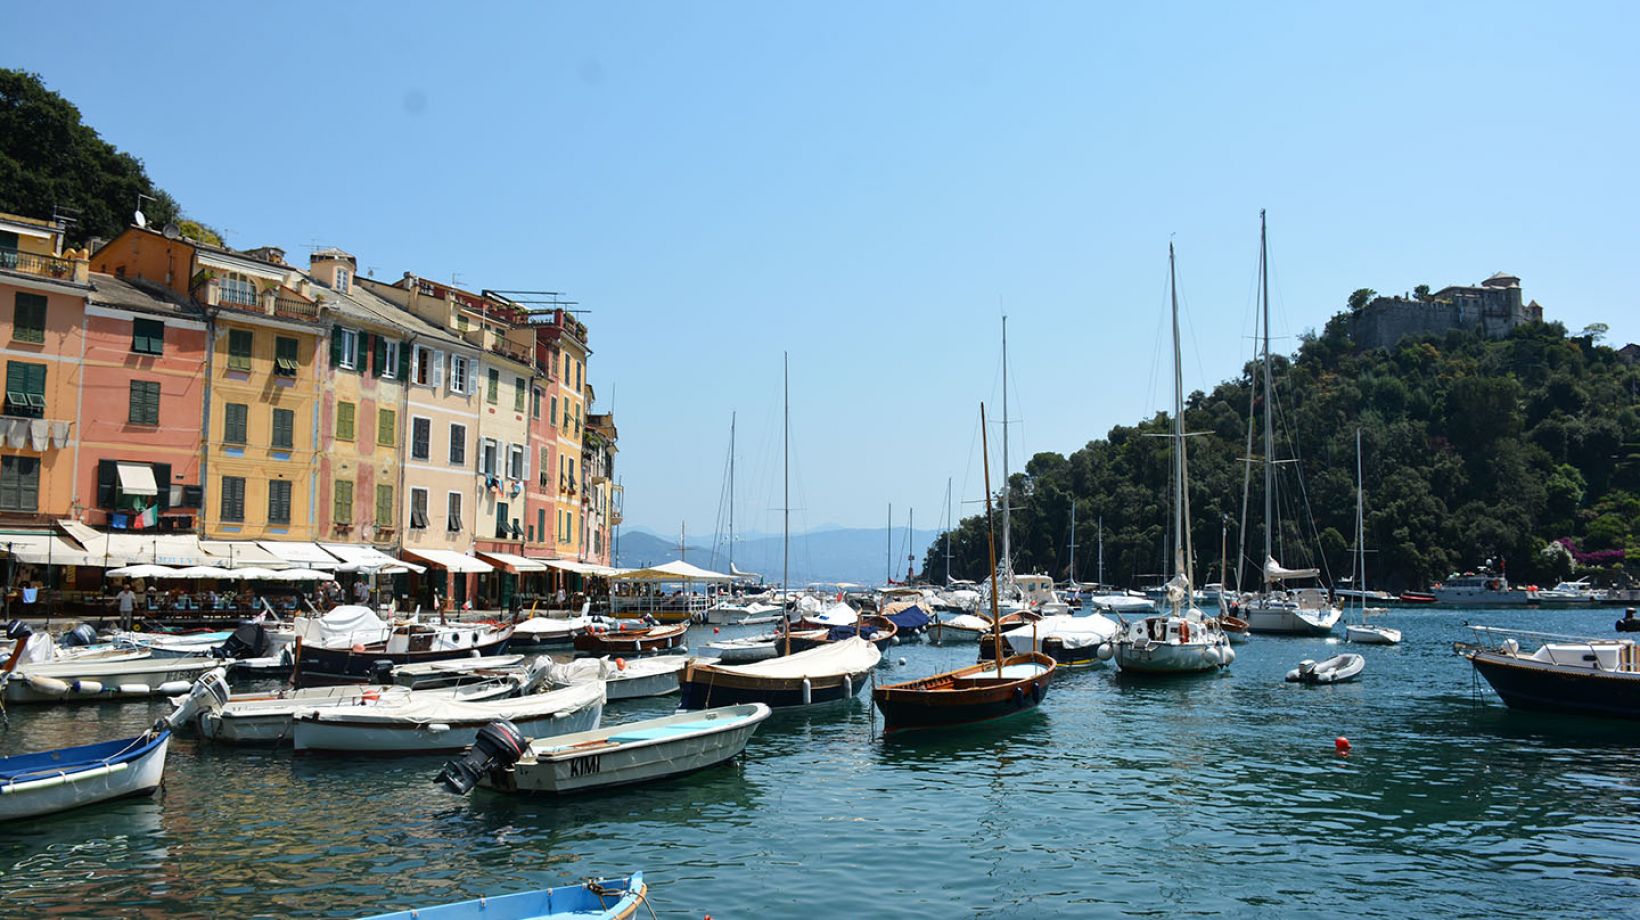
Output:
[
  {"left": 427, "top": 723, "right": 451, "bottom": 733},
  {"left": 1201, "top": 647, "right": 1219, "bottom": 665},
  {"left": 1030, "top": 682, "right": 1044, "bottom": 703},
  {"left": 1223, "top": 646, "right": 1236, "bottom": 665},
  {"left": 117, "top": 683, "right": 150, "bottom": 696},
  {"left": 1284, "top": 668, "right": 1301, "bottom": 683},
  {"left": 843, "top": 675, "right": 852, "bottom": 698},
  {"left": 615, "top": 658, "right": 627, "bottom": 671},
  {"left": 469, "top": 648, "right": 481, "bottom": 658},
  {"left": 1013, "top": 686, "right": 1026, "bottom": 707},
  {"left": 1502, "top": 638, "right": 1520, "bottom": 656},
  {"left": 1096, "top": 642, "right": 1114, "bottom": 661},
  {"left": 72, "top": 679, "right": 106, "bottom": 695},
  {"left": 897, "top": 657, "right": 907, "bottom": 666},
  {"left": 25, "top": 674, "right": 69, "bottom": 696},
  {"left": 157, "top": 680, "right": 191, "bottom": 695},
  {"left": 801, "top": 678, "right": 812, "bottom": 705}
]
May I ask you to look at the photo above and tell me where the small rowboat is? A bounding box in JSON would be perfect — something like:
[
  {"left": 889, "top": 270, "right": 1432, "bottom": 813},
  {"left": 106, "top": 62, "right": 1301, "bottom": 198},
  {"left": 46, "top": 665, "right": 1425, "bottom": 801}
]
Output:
[
  {"left": 461, "top": 704, "right": 771, "bottom": 796},
  {"left": 873, "top": 652, "right": 1056, "bottom": 733},
  {"left": 291, "top": 681, "right": 605, "bottom": 753},
  {"left": 0, "top": 726, "right": 171, "bottom": 822},
  {"left": 358, "top": 872, "right": 648, "bottom": 920},
  {"left": 785, "top": 616, "right": 899, "bottom": 654},
  {"left": 1285, "top": 653, "right": 1365, "bottom": 684},
  {"left": 572, "top": 623, "right": 687, "bottom": 657}
]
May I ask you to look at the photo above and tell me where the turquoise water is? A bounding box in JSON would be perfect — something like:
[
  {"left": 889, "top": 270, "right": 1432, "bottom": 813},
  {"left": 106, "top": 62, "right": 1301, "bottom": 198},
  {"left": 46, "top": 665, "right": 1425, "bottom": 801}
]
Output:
[{"left": 2, "top": 608, "right": 1638, "bottom": 918}]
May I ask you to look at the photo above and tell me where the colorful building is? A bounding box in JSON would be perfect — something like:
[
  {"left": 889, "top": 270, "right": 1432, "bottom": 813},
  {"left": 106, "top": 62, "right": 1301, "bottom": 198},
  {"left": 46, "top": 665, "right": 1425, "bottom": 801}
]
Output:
[{"left": 584, "top": 411, "right": 620, "bottom": 566}]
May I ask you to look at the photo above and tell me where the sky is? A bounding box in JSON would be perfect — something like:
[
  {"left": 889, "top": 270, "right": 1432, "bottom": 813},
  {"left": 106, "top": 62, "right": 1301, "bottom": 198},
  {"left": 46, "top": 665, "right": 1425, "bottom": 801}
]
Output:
[{"left": 6, "top": 2, "right": 1637, "bottom": 538}]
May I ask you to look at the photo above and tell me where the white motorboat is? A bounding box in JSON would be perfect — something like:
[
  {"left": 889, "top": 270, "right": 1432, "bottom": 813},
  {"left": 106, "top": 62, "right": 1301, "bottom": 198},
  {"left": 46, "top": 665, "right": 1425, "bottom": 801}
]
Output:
[
  {"left": 456, "top": 704, "right": 772, "bottom": 796},
  {"left": 1345, "top": 624, "right": 1403, "bottom": 645},
  {"left": 704, "top": 634, "right": 781, "bottom": 663},
  {"left": 111, "top": 630, "right": 233, "bottom": 658},
  {"left": 291, "top": 681, "right": 606, "bottom": 753},
  {"left": 1286, "top": 654, "right": 1365, "bottom": 684},
  {"left": 0, "top": 724, "right": 172, "bottom": 822},
  {"left": 391, "top": 655, "right": 529, "bottom": 689},
  {"left": 4, "top": 653, "right": 229, "bottom": 704},
  {"left": 546, "top": 655, "right": 688, "bottom": 700},
  {"left": 1457, "top": 626, "right": 1640, "bottom": 718}
]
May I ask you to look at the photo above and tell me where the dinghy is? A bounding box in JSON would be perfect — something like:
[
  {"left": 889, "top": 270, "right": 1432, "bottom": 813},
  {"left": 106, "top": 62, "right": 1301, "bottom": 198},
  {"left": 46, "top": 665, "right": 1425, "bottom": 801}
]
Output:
[
  {"left": 571, "top": 623, "right": 687, "bottom": 657},
  {"left": 358, "top": 872, "right": 648, "bottom": 920},
  {"left": 678, "top": 636, "right": 881, "bottom": 710},
  {"left": 291, "top": 681, "right": 605, "bottom": 753},
  {"left": 1345, "top": 623, "right": 1402, "bottom": 645},
  {"left": 544, "top": 655, "right": 687, "bottom": 700},
  {"left": 0, "top": 724, "right": 173, "bottom": 822},
  {"left": 703, "top": 634, "right": 781, "bottom": 663},
  {"left": 445, "top": 705, "right": 771, "bottom": 797},
  {"left": 1285, "top": 654, "right": 1365, "bottom": 684}
]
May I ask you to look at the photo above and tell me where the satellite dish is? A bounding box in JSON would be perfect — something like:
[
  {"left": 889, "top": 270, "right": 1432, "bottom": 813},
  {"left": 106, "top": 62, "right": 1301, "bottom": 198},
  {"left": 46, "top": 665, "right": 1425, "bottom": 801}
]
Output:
[
  {"left": 134, "top": 210, "right": 147, "bottom": 229},
  {"left": 162, "top": 223, "right": 181, "bottom": 240}
]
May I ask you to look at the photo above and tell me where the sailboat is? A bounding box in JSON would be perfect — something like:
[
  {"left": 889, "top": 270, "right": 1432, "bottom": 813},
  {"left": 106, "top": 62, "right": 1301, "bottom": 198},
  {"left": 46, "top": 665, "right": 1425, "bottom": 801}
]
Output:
[
  {"left": 1114, "top": 243, "right": 1235, "bottom": 675},
  {"left": 679, "top": 354, "right": 881, "bottom": 710},
  {"left": 873, "top": 403, "right": 1056, "bottom": 733},
  {"left": 1343, "top": 429, "right": 1402, "bottom": 645},
  {"left": 1239, "top": 211, "right": 1341, "bottom": 636}
]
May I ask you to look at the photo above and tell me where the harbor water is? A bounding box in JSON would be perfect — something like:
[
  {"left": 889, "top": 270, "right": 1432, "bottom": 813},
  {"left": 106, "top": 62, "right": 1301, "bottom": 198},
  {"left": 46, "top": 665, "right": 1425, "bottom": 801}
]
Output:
[{"left": 2, "top": 607, "right": 1637, "bottom": 918}]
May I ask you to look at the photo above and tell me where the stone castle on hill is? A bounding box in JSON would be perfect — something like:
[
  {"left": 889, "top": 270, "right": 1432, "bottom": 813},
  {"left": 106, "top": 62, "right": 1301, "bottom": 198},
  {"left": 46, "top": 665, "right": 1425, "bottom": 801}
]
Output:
[{"left": 1352, "top": 271, "right": 1544, "bottom": 350}]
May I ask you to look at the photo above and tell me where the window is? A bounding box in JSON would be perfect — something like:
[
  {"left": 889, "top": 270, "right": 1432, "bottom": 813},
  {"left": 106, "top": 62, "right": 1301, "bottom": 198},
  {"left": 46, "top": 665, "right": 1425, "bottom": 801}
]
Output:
[
  {"left": 336, "top": 401, "right": 355, "bottom": 441},
  {"left": 379, "top": 339, "right": 400, "bottom": 379},
  {"left": 227, "top": 329, "right": 253, "bottom": 372},
  {"left": 513, "top": 376, "right": 526, "bottom": 412},
  {"left": 375, "top": 484, "right": 394, "bottom": 527},
  {"left": 336, "top": 328, "right": 359, "bottom": 370},
  {"left": 486, "top": 368, "right": 499, "bottom": 404},
  {"left": 335, "top": 267, "right": 351, "bottom": 293},
  {"left": 507, "top": 443, "right": 524, "bottom": 480},
  {"left": 0, "top": 456, "right": 39, "bottom": 512},
  {"left": 12, "top": 292, "right": 46, "bottom": 344},
  {"left": 4, "top": 361, "right": 46, "bottom": 418},
  {"left": 447, "top": 492, "right": 463, "bottom": 532},
  {"left": 271, "top": 407, "right": 295, "bottom": 449},
  {"left": 450, "top": 354, "right": 469, "bottom": 394},
  {"left": 537, "top": 508, "right": 546, "bottom": 544},
  {"left": 410, "top": 488, "right": 429, "bottom": 529},
  {"left": 577, "top": 360, "right": 582, "bottom": 390},
  {"left": 221, "top": 273, "right": 256, "bottom": 306},
  {"left": 333, "top": 479, "right": 354, "bottom": 525},
  {"left": 457, "top": 313, "right": 470, "bottom": 331},
  {"left": 550, "top": 396, "right": 557, "bottom": 427},
  {"left": 539, "top": 446, "right": 550, "bottom": 486},
  {"left": 268, "top": 480, "right": 292, "bottom": 524},
  {"left": 220, "top": 476, "right": 245, "bottom": 522},
  {"left": 128, "top": 380, "right": 160, "bottom": 425},
  {"left": 132, "top": 318, "right": 164, "bottom": 355},
  {"left": 377, "top": 408, "right": 396, "bottom": 446},
  {"left": 495, "top": 501, "right": 510, "bottom": 539},
  {"left": 449, "top": 423, "right": 466, "bottom": 465},
  {"left": 531, "top": 386, "right": 542, "bottom": 419},
  {"left": 274, "top": 337, "right": 299, "bottom": 376},
  {"left": 413, "top": 345, "right": 434, "bottom": 385},
  {"left": 411, "top": 417, "right": 431, "bottom": 461},
  {"left": 481, "top": 439, "right": 497, "bottom": 476},
  {"left": 224, "top": 403, "right": 249, "bottom": 444}
]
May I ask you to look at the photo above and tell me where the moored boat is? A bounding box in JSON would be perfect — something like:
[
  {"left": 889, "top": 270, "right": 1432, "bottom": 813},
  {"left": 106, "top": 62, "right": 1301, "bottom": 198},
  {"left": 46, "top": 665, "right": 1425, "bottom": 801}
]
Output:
[
  {"left": 0, "top": 724, "right": 172, "bottom": 822},
  {"left": 358, "top": 872, "right": 648, "bottom": 920},
  {"left": 4, "top": 650, "right": 229, "bottom": 704},
  {"left": 292, "top": 681, "right": 606, "bottom": 753},
  {"left": 1458, "top": 626, "right": 1640, "bottom": 719},
  {"left": 678, "top": 636, "right": 881, "bottom": 710},
  {"left": 545, "top": 655, "right": 687, "bottom": 700},
  {"left": 290, "top": 607, "right": 514, "bottom": 687},
  {"left": 1285, "top": 654, "right": 1364, "bottom": 684},
  {"left": 571, "top": 623, "right": 687, "bottom": 657}
]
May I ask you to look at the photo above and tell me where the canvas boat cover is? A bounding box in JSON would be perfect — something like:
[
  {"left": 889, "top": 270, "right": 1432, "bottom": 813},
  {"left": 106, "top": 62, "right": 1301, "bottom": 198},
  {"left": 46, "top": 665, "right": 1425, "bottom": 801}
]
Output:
[
  {"left": 296, "top": 605, "right": 390, "bottom": 646},
  {"left": 1264, "top": 556, "right": 1321, "bottom": 582},
  {"left": 302, "top": 680, "right": 604, "bottom": 725},
  {"left": 880, "top": 600, "right": 933, "bottom": 632},
  {"left": 806, "top": 601, "right": 858, "bottom": 626},
  {"left": 940, "top": 614, "right": 993, "bottom": 632},
  {"left": 515, "top": 616, "right": 590, "bottom": 637},
  {"left": 707, "top": 636, "right": 881, "bottom": 678},
  {"left": 1001, "top": 613, "right": 1119, "bottom": 655},
  {"left": 548, "top": 656, "right": 685, "bottom": 687}
]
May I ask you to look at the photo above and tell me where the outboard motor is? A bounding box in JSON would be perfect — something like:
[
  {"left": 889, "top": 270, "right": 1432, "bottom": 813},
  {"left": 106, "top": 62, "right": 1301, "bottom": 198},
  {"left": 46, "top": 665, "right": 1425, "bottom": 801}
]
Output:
[
  {"left": 5, "top": 620, "right": 30, "bottom": 642},
  {"left": 437, "top": 720, "right": 526, "bottom": 794},
  {"left": 214, "top": 623, "right": 268, "bottom": 659},
  {"left": 60, "top": 623, "right": 99, "bottom": 648},
  {"left": 370, "top": 659, "right": 395, "bottom": 685},
  {"left": 166, "top": 667, "right": 232, "bottom": 730}
]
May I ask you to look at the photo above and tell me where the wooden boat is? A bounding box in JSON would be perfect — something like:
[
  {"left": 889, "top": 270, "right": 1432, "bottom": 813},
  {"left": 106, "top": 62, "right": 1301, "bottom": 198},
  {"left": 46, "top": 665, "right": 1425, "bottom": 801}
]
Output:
[
  {"left": 678, "top": 636, "right": 881, "bottom": 710},
  {"left": 874, "top": 403, "right": 1057, "bottom": 732},
  {"left": 291, "top": 682, "right": 605, "bottom": 753},
  {"left": 1285, "top": 654, "right": 1365, "bottom": 684},
  {"left": 1458, "top": 627, "right": 1640, "bottom": 719},
  {"left": 571, "top": 623, "right": 687, "bottom": 657},
  {"left": 978, "top": 613, "right": 1119, "bottom": 668},
  {"left": 359, "top": 872, "right": 647, "bottom": 920},
  {"left": 878, "top": 599, "right": 933, "bottom": 638},
  {"left": 1216, "top": 614, "right": 1251, "bottom": 643},
  {"left": 0, "top": 726, "right": 171, "bottom": 822},
  {"left": 785, "top": 615, "right": 898, "bottom": 654},
  {"left": 291, "top": 623, "right": 515, "bottom": 688},
  {"left": 465, "top": 704, "right": 771, "bottom": 796}
]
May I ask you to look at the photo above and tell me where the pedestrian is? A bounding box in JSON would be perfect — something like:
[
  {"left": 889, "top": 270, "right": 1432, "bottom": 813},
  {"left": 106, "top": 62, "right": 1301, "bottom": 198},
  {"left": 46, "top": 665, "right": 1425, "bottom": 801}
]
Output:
[
  {"left": 353, "top": 579, "right": 370, "bottom": 605},
  {"left": 555, "top": 585, "right": 567, "bottom": 609},
  {"left": 117, "top": 582, "right": 137, "bottom": 630}
]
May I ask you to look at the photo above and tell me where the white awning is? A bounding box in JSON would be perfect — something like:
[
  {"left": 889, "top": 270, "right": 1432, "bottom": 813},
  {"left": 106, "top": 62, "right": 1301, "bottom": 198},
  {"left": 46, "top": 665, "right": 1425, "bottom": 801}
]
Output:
[
  {"left": 475, "top": 551, "right": 547, "bottom": 573},
  {"left": 612, "top": 559, "right": 734, "bottom": 582},
  {"left": 85, "top": 533, "right": 213, "bottom": 567},
  {"left": 115, "top": 462, "right": 158, "bottom": 496},
  {"left": 539, "top": 559, "right": 623, "bottom": 577},
  {"left": 0, "top": 532, "right": 102, "bottom": 566},
  {"left": 200, "top": 541, "right": 291, "bottom": 569},
  {"left": 322, "top": 543, "right": 426, "bottom": 574},
  {"left": 402, "top": 547, "right": 494, "bottom": 574},
  {"left": 258, "top": 541, "right": 343, "bottom": 568}
]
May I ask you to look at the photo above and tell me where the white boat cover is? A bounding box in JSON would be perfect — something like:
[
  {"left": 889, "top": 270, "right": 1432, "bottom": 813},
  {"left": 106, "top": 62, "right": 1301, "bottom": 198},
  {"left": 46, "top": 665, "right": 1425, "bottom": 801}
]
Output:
[
  {"left": 547, "top": 655, "right": 687, "bottom": 686},
  {"left": 296, "top": 605, "right": 390, "bottom": 646},
  {"left": 940, "top": 614, "right": 993, "bottom": 632},
  {"left": 301, "top": 680, "right": 605, "bottom": 726},
  {"left": 1265, "top": 556, "right": 1321, "bottom": 581},
  {"left": 807, "top": 601, "right": 858, "bottom": 626},
  {"left": 514, "top": 616, "right": 589, "bottom": 637},
  {"left": 1001, "top": 613, "right": 1120, "bottom": 655},
  {"left": 707, "top": 636, "right": 881, "bottom": 678}
]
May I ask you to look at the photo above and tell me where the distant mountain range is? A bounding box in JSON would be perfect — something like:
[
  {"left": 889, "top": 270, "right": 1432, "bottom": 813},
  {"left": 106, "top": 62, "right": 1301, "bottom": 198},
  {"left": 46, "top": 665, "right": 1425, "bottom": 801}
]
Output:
[{"left": 615, "top": 527, "right": 944, "bottom": 586}]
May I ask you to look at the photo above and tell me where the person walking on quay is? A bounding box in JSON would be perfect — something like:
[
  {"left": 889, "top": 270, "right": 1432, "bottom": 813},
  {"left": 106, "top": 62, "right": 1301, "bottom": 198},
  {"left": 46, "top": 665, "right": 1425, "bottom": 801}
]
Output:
[
  {"left": 117, "top": 582, "right": 137, "bottom": 631},
  {"left": 353, "top": 578, "right": 370, "bottom": 606}
]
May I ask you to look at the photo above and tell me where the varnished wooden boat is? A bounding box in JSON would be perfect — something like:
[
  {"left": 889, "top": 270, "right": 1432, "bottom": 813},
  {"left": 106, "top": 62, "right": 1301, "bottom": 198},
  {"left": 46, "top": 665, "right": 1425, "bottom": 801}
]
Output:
[
  {"left": 678, "top": 637, "right": 881, "bottom": 710},
  {"left": 572, "top": 623, "right": 688, "bottom": 657},
  {"left": 873, "top": 652, "right": 1055, "bottom": 733},
  {"left": 785, "top": 616, "right": 898, "bottom": 653}
]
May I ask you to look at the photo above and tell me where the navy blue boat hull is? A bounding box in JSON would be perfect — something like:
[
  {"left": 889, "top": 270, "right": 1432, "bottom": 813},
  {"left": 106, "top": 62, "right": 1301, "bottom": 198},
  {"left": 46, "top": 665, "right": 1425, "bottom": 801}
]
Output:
[{"left": 1467, "top": 651, "right": 1640, "bottom": 720}]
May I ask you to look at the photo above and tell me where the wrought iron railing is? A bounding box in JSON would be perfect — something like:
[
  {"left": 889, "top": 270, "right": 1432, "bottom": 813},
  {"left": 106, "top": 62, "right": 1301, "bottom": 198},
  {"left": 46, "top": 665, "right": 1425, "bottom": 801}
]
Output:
[{"left": 0, "top": 247, "right": 75, "bottom": 280}]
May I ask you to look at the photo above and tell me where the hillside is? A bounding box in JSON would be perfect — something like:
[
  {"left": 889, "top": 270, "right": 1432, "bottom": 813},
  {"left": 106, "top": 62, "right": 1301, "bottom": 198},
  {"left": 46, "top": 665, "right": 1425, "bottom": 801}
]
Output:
[{"left": 927, "top": 318, "right": 1640, "bottom": 591}]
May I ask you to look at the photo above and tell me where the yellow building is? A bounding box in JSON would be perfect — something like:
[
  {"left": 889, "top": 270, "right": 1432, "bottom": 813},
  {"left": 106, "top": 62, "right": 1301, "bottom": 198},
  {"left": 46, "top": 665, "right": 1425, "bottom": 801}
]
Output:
[{"left": 553, "top": 322, "right": 589, "bottom": 559}]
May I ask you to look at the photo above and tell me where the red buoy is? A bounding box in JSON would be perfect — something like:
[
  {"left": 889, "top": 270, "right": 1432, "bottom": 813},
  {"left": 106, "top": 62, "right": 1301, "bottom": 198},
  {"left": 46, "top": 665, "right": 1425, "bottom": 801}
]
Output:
[
  {"left": 713, "top": 627, "right": 720, "bottom": 634},
  {"left": 1335, "top": 736, "right": 1352, "bottom": 756}
]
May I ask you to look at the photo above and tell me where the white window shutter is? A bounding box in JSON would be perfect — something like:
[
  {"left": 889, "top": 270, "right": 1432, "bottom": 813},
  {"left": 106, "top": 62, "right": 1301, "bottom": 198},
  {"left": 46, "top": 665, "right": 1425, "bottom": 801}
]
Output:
[
  {"left": 431, "top": 350, "right": 445, "bottom": 389},
  {"left": 467, "top": 359, "right": 478, "bottom": 395},
  {"left": 521, "top": 442, "right": 530, "bottom": 481}
]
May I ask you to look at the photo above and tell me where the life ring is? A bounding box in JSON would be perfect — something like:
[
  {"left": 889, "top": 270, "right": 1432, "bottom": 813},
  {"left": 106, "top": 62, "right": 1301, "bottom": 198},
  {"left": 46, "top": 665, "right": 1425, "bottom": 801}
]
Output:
[
  {"left": 1179, "top": 622, "right": 1190, "bottom": 643},
  {"left": 1487, "top": 580, "right": 1499, "bottom": 591}
]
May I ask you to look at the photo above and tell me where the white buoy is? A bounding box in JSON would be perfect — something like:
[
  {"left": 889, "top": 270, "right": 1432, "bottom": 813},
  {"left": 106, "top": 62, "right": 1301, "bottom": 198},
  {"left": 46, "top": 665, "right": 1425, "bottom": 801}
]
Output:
[
  {"left": 427, "top": 723, "right": 451, "bottom": 733},
  {"left": 25, "top": 674, "right": 69, "bottom": 696},
  {"left": 801, "top": 678, "right": 812, "bottom": 705},
  {"left": 71, "top": 679, "right": 105, "bottom": 695},
  {"left": 1096, "top": 642, "right": 1114, "bottom": 661},
  {"left": 897, "top": 657, "right": 907, "bottom": 666},
  {"left": 157, "top": 680, "right": 191, "bottom": 695},
  {"left": 117, "top": 683, "right": 151, "bottom": 696}
]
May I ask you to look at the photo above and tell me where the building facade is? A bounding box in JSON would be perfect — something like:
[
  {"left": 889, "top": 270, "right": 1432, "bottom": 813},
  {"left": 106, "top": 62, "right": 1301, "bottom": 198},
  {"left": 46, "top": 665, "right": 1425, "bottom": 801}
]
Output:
[{"left": 1353, "top": 272, "right": 1546, "bottom": 350}]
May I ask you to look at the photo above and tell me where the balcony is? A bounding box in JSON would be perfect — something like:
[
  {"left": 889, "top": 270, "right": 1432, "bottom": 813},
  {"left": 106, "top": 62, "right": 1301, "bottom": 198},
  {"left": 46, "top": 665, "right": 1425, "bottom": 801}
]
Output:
[
  {"left": 0, "top": 247, "right": 87, "bottom": 284},
  {"left": 273, "top": 290, "right": 320, "bottom": 322},
  {"left": 487, "top": 337, "right": 532, "bottom": 365},
  {"left": 194, "top": 278, "right": 320, "bottom": 323}
]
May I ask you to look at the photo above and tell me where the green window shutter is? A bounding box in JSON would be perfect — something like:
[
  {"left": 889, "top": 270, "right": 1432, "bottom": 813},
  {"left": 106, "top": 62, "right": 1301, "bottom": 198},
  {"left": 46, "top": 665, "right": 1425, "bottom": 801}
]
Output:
[
  {"left": 227, "top": 329, "right": 253, "bottom": 371},
  {"left": 336, "top": 401, "right": 355, "bottom": 440},
  {"left": 132, "top": 318, "right": 164, "bottom": 355},
  {"left": 128, "top": 381, "right": 159, "bottom": 425},
  {"left": 272, "top": 408, "right": 294, "bottom": 449},
  {"left": 329, "top": 326, "right": 343, "bottom": 367},
  {"left": 373, "top": 336, "right": 387, "bottom": 377},
  {"left": 334, "top": 480, "right": 353, "bottom": 524},
  {"left": 376, "top": 484, "right": 394, "bottom": 526},
  {"left": 514, "top": 376, "right": 526, "bottom": 412},
  {"left": 378, "top": 409, "right": 395, "bottom": 446},
  {"left": 355, "top": 331, "right": 369, "bottom": 369},
  {"left": 487, "top": 368, "right": 499, "bottom": 404},
  {"left": 397, "top": 342, "right": 411, "bottom": 380},
  {"left": 13, "top": 293, "right": 46, "bottom": 344},
  {"left": 224, "top": 403, "right": 248, "bottom": 443}
]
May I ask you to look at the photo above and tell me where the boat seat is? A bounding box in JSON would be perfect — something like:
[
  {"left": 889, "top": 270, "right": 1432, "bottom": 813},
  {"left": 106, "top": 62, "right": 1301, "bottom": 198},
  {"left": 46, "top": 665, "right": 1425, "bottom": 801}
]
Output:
[{"left": 607, "top": 720, "right": 723, "bottom": 743}]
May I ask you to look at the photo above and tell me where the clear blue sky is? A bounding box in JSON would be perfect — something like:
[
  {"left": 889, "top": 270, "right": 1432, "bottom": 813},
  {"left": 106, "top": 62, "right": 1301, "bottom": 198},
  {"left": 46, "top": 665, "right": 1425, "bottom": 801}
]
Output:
[{"left": 7, "top": 2, "right": 1636, "bottom": 537}]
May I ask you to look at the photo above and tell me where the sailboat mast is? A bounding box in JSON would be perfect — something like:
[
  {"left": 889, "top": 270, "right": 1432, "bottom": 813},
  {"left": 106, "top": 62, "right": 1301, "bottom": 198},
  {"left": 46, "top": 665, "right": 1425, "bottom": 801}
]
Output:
[
  {"left": 729, "top": 412, "right": 735, "bottom": 578},
  {"left": 1097, "top": 517, "right": 1104, "bottom": 586},
  {"left": 1259, "top": 209, "right": 1274, "bottom": 593},
  {"left": 907, "top": 508, "right": 915, "bottom": 582},
  {"left": 980, "top": 403, "right": 1004, "bottom": 675},
  {"left": 1001, "top": 314, "right": 1011, "bottom": 583},
  {"left": 886, "top": 502, "right": 892, "bottom": 585},
  {"left": 944, "top": 477, "right": 953, "bottom": 585},
  {"left": 1356, "top": 427, "right": 1365, "bottom": 612},
  {"left": 1068, "top": 501, "right": 1077, "bottom": 585},
  {"left": 1169, "top": 243, "right": 1191, "bottom": 593},
  {"left": 783, "top": 352, "right": 790, "bottom": 657}
]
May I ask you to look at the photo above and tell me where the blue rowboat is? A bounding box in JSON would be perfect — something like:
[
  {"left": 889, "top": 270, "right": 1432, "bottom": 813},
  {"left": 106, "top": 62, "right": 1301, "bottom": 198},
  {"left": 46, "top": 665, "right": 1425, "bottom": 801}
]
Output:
[
  {"left": 358, "top": 872, "right": 647, "bottom": 920},
  {"left": 0, "top": 727, "right": 171, "bottom": 822}
]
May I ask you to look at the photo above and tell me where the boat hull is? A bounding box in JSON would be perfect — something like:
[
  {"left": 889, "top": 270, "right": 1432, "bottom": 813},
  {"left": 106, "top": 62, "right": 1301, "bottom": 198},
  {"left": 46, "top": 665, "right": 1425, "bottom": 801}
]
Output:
[
  {"left": 5, "top": 658, "right": 226, "bottom": 704},
  {"left": 292, "top": 700, "right": 603, "bottom": 753},
  {"left": 678, "top": 662, "right": 873, "bottom": 710},
  {"left": 1245, "top": 606, "right": 1340, "bottom": 636},
  {"left": 1114, "top": 640, "right": 1228, "bottom": 674},
  {"left": 0, "top": 732, "right": 169, "bottom": 822},
  {"left": 359, "top": 872, "right": 647, "bottom": 920},
  {"left": 292, "top": 632, "right": 513, "bottom": 688},
  {"left": 572, "top": 625, "right": 687, "bottom": 657},
  {"left": 1345, "top": 625, "right": 1402, "bottom": 645},
  {"left": 874, "top": 654, "right": 1054, "bottom": 732},
  {"left": 1465, "top": 649, "right": 1640, "bottom": 720}
]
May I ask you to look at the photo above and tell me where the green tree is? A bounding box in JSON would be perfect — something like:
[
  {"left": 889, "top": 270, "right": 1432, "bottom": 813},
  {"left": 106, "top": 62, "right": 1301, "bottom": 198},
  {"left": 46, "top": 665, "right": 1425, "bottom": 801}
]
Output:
[
  {"left": 1348, "top": 288, "right": 1377, "bottom": 312},
  {"left": 1413, "top": 284, "right": 1432, "bottom": 302}
]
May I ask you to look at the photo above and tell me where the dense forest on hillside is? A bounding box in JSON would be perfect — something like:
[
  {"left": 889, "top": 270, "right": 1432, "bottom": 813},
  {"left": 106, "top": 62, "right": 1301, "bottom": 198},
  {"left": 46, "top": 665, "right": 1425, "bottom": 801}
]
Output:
[{"left": 926, "top": 316, "right": 1640, "bottom": 591}]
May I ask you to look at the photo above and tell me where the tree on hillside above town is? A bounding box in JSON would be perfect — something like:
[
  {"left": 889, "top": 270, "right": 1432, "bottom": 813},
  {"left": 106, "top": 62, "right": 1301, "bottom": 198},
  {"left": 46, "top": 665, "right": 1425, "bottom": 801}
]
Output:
[{"left": 0, "top": 68, "right": 182, "bottom": 244}]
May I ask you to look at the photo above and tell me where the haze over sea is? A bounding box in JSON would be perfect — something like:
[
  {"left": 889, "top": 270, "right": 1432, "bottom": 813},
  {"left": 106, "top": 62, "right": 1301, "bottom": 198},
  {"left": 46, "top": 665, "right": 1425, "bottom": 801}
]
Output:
[{"left": 2, "top": 607, "right": 1635, "bottom": 918}]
